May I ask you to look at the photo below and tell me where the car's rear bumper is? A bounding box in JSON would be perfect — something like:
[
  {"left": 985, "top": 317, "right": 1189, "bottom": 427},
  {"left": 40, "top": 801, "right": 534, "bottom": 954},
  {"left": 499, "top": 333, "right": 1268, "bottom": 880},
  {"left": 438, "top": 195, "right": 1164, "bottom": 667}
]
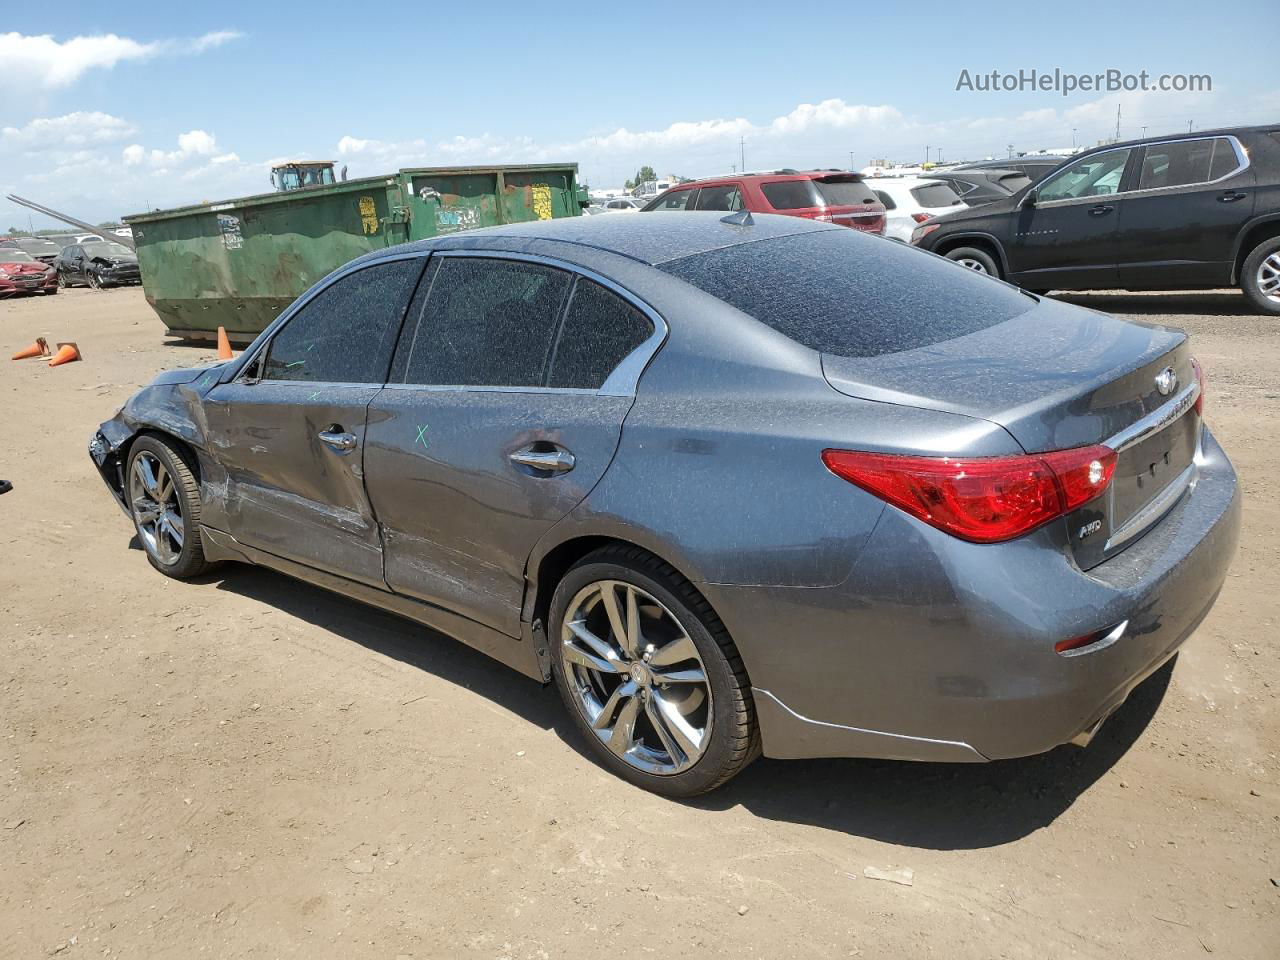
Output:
[{"left": 701, "top": 427, "right": 1241, "bottom": 762}]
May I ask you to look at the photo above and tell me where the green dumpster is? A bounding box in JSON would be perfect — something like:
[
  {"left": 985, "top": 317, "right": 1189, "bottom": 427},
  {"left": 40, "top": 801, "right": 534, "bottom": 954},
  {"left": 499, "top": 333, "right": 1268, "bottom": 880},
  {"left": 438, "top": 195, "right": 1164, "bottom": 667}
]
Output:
[{"left": 125, "top": 163, "right": 588, "bottom": 341}]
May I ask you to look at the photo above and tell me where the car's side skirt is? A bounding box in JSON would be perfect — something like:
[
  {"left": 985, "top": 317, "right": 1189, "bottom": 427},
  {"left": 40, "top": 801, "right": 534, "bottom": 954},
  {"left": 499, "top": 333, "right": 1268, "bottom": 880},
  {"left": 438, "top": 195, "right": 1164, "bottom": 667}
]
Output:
[{"left": 200, "top": 526, "right": 544, "bottom": 682}]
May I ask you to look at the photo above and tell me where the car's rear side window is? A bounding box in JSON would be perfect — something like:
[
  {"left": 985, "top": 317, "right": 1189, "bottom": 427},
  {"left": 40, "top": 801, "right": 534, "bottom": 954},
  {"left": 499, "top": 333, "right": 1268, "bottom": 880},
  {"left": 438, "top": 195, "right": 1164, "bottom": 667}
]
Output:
[
  {"left": 549, "top": 279, "right": 654, "bottom": 389},
  {"left": 813, "top": 178, "right": 878, "bottom": 206},
  {"left": 761, "top": 180, "right": 822, "bottom": 209},
  {"left": 910, "top": 182, "right": 962, "bottom": 208},
  {"left": 659, "top": 230, "right": 1034, "bottom": 358},
  {"left": 262, "top": 259, "right": 421, "bottom": 383}
]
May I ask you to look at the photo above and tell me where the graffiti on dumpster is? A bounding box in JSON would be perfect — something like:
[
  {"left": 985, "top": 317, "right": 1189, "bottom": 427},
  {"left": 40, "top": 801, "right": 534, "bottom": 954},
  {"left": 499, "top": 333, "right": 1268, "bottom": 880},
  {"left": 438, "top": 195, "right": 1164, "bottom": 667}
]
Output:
[
  {"left": 531, "top": 183, "right": 553, "bottom": 220},
  {"left": 358, "top": 196, "right": 379, "bottom": 235},
  {"left": 217, "top": 214, "right": 243, "bottom": 250},
  {"left": 434, "top": 207, "right": 480, "bottom": 233}
]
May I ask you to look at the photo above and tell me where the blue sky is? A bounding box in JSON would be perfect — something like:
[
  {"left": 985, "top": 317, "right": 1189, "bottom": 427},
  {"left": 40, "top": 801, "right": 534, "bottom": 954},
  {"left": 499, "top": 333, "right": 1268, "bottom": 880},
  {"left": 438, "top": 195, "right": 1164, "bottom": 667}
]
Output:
[{"left": 2, "top": 1, "right": 1276, "bottom": 226}]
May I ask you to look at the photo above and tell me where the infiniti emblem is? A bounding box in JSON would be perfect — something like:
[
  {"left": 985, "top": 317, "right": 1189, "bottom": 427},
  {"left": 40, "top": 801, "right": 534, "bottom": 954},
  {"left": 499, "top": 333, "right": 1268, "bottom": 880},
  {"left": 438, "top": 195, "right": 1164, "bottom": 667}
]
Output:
[{"left": 1154, "top": 366, "right": 1178, "bottom": 396}]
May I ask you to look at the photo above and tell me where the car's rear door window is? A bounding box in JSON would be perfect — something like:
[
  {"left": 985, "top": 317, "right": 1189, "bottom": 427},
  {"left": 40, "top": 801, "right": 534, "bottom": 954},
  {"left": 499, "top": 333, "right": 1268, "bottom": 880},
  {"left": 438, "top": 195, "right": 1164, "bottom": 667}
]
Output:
[
  {"left": 873, "top": 189, "right": 897, "bottom": 210},
  {"left": 548, "top": 278, "right": 654, "bottom": 389},
  {"left": 1139, "top": 137, "right": 1241, "bottom": 189},
  {"left": 761, "top": 180, "right": 822, "bottom": 210},
  {"left": 397, "top": 257, "right": 572, "bottom": 387},
  {"left": 261, "top": 259, "right": 421, "bottom": 383},
  {"left": 660, "top": 229, "right": 1034, "bottom": 358},
  {"left": 693, "top": 185, "right": 743, "bottom": 211}
]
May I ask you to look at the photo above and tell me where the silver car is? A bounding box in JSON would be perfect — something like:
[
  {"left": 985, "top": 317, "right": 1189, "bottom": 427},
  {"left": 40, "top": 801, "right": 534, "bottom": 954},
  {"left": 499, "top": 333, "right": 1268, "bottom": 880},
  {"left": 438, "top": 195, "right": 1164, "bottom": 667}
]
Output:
[{"left": 91, "top": 213, "right": 1240, "bottom": 796}]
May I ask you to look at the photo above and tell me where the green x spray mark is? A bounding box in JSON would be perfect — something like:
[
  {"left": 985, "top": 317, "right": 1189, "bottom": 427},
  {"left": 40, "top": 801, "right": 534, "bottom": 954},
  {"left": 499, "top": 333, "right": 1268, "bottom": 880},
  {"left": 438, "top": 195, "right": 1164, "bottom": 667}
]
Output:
[{"left": 414, "top": 424, "right": 429, "bottom": 449}]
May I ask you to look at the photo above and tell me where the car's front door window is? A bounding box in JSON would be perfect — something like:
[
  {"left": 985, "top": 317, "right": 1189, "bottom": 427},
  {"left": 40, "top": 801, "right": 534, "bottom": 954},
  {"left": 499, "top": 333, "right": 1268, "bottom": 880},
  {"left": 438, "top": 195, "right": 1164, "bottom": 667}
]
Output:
[
  {"left": 1037, "top": 148, "right": 1132, "bottom": 202},
  {"left": 261, "top": 259, "right": 421, "bottom": 383}
]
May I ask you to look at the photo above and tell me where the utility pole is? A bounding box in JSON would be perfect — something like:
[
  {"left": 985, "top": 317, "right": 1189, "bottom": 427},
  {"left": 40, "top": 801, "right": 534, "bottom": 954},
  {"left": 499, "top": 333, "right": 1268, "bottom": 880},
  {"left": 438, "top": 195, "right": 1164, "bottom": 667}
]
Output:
[
  {"left": 937, "top": 148, "right": 943, "bottom": 164},
  {"left": 739, "top": 136, "right": 746, "bottom": 174},
  {"left": 1071, "top": 127, "right": 1077, "bottom": 147},
  {"left": 1142, "top": 126, "right": 1148, "bottom": 138},
  {"left": 1188, "top": 120, "right": 1193, "bottom": 132},
  {"left": 1115, "top": 104, "right": 1121, "bottom": 140},
  {"left": 924, "top": 145, "right": 930, "bottom": 164},
  {"left": 849, "top": 150, "right": 855, "bottom": 170},
  {"left": 1007, "top": 143, "right": 1014, "bottom": 158}
]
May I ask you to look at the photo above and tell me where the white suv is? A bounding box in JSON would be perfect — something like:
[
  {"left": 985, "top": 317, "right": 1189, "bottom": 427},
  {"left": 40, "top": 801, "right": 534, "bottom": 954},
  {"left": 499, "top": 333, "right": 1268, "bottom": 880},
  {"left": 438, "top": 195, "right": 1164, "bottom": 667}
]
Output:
[{"left": 864, "top": 177, "right": 964, "bottom": 242}]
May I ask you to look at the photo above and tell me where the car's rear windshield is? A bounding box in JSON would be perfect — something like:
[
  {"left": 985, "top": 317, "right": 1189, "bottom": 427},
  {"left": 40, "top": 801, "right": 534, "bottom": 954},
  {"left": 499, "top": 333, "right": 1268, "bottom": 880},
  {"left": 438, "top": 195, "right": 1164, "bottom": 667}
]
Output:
[
  {"left": 910, "top": 182, "right": 963, "bottom": 207},
  {"left": 813, "top": 177, "right": 878, "bottom": 206},
  {"left": 82, "top": 241, "right": 133, "bottom": 257},
  {"left": 659, "top": 229, "right": 1034, "bottom": 358}
]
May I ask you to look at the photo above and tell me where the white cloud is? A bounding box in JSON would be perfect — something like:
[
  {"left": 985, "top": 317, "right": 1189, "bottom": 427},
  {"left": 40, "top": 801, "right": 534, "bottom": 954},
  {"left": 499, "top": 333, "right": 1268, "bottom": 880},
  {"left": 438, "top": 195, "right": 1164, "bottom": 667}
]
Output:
[
  {"left": 0, "top": 29, "right": 242, "bottom": 91},
  {"left": 177, "top": 129, "right": 216, "bottom": 155},
  {"left": 1, "top": 112, "right": 137, "bottom": 151},
  {"left": 121, "top": 144, "right": 145, "bottom": 166}
]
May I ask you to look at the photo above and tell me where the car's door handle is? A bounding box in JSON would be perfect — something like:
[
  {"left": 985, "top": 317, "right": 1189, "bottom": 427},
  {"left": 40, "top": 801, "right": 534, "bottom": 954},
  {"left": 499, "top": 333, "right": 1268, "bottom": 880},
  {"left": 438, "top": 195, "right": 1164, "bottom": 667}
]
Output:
[
  {"left": 1218, "top": 191, "right": 1248, "bottom": 202},
  {"left": 509, "top": 445, "right": 576, "bottom": 474},
  {"left": 317, "top": 427, "right": 357, "bottom": 452},
  {"left": 1088, "top": 204, "right": 1114, "bottom": 216}
]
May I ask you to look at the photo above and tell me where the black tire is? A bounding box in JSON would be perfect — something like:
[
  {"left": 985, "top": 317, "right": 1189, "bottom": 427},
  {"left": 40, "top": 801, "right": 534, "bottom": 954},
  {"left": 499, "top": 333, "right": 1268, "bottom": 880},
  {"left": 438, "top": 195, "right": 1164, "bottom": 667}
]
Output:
[
  {"left": 125, "top": 435, "right": 219, "bottom": 579},
  {"left": 1240, "top": 236, "right": 1280, "bottom": 315},
  {"left": 548, "top": 545, "right": 758, "bottom": 797},
  {"left": 45, "top": 286, "right": 59, "bottom": 296},
  {"left": 945, "top": 246, "right": 1001, "bottom": 278}
]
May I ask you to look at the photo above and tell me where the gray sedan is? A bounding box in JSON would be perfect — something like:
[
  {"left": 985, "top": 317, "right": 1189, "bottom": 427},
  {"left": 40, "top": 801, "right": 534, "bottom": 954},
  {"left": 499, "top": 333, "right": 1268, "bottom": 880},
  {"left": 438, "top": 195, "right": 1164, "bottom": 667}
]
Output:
[{"left": 90, "top": 213, "right": 1240, "bottom": 796}]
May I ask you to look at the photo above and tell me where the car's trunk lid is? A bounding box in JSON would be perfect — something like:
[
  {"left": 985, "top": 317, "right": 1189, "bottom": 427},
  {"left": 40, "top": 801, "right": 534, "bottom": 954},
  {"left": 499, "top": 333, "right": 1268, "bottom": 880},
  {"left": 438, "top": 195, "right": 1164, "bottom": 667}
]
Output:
[{"left": 821, "top": 297, "right": 1200, "bottom": 564}]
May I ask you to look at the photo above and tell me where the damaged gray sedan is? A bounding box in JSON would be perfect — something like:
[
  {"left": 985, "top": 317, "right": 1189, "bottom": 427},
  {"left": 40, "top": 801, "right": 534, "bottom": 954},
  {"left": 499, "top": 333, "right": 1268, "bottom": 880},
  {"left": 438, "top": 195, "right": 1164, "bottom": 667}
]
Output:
[{"left": 91, "top": 213, "right": 1240, "bottom": 796}]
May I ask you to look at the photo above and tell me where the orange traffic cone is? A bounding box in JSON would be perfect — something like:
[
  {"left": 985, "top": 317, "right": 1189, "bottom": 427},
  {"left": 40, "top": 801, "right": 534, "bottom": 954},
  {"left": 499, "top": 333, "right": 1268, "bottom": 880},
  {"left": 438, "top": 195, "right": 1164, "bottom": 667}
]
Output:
[
  {"left": 216, "top": 326, "right": 233, "bottom": 360},
  {"left": 47, "top": 342, "right": 81, "bottom": 367},
  {"left": 11, "top": 337, "right": 50, "bottom": 360}
]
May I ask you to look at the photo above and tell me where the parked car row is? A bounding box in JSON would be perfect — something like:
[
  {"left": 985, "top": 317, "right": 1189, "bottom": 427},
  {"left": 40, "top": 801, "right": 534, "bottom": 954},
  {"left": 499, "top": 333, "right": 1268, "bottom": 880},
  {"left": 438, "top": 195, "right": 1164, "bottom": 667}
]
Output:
[
  {"left": 911, "top": 124, "right": 1280, "bottom": 314},
  {"left": 0, "top": 235, "right": 140, "bottom": 295}
]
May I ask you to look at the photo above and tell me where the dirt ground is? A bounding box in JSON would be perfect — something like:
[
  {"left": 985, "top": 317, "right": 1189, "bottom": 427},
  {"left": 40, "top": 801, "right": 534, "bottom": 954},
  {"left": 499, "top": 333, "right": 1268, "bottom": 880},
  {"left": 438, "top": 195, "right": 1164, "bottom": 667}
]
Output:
[{"left": 1, "top": 286, "right": 1276, "bottom": 960}]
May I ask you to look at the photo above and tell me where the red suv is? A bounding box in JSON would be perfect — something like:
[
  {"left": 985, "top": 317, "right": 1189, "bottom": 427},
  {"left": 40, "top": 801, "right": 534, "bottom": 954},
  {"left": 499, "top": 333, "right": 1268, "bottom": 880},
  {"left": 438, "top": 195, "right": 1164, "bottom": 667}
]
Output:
[{"left": 641, "top": 170, "right": 886, "bottom": 234}]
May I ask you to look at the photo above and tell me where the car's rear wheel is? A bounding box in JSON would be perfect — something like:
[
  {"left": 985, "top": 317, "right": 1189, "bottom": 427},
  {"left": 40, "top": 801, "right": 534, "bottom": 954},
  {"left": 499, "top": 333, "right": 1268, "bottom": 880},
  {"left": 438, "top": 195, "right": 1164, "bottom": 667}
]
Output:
[
  {"left": 56, "top": 271, "right": 68, "bottom": 289},
  {"left": 1241, "top": 237, "right": 1280, "bottom": 315},
  {"left": 945, "top": 246, "right": 1000, "bottom": 277},
  {"left": 126, "top": 435, "right": 217, "bottom": 579},
  {"left": 549, "top": 546, "right": 758, "bottom": 796}
]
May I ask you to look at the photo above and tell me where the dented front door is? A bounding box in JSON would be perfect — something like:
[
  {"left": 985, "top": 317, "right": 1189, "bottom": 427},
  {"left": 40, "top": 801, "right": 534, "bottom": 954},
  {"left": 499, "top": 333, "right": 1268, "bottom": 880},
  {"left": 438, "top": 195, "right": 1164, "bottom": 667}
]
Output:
[{"left": 204, "top": 383, "right": 385, "bottom": 586}]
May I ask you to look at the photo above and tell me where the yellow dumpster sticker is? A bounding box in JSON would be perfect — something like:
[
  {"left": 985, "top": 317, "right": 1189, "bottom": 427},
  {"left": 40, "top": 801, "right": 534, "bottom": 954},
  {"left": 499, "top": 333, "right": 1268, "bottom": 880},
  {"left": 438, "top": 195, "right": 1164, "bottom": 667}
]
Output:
[
  {"left": 358, "top": 196, "right": 379, "bottom": 235},
  {"left": 531, "top": 183, "right": 553, "bottom": 221}
]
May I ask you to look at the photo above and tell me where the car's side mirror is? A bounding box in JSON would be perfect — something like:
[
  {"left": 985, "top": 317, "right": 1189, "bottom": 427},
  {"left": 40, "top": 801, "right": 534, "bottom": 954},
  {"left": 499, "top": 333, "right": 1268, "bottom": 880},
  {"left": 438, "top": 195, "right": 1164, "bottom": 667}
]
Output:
[{"left": 1019, "top": 188, "right": 1038, "bottom": 209}]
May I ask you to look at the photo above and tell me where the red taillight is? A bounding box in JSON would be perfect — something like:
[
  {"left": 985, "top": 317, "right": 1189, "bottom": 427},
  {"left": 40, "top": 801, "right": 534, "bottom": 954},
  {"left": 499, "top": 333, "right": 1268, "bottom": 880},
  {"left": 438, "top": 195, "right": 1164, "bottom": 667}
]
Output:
[
  {"left": 911, "top": 212, "right": 932, "bottom": 223},
  {"left": 821, "top": 445, "right": 1117, "bottom": 543},
  {"left": 1191, "top": 356, "right": 1205, "bottom": 416}
]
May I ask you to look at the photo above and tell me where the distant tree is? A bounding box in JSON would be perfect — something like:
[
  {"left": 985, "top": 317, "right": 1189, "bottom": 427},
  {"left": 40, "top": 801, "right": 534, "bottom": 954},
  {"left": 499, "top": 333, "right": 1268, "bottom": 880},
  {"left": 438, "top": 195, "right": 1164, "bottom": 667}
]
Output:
[
  {"left": 633, "top": 165, "right": 656, "bottom": 186},
  {"left": 624, "top": 178, "right": 634, "bottom": 189}
]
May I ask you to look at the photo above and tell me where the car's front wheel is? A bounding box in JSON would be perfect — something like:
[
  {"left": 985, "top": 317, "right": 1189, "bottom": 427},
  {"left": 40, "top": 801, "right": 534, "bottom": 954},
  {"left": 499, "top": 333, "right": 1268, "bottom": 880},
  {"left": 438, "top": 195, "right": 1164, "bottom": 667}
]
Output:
[
  {"left": 1241, "top": 236, "right": 1280, "bottom": 315},
  {"left": 945, "top": 246, "right": 1000, "bottom": 277},
  {"left": 87, "top": 272, "right": 102, "bottom": 290},
  {"left": 126, "top": 435, "right": 218, "bottom": 579},
  {"left": 549, "top": 546, "right": 758, "bottom": 796}
]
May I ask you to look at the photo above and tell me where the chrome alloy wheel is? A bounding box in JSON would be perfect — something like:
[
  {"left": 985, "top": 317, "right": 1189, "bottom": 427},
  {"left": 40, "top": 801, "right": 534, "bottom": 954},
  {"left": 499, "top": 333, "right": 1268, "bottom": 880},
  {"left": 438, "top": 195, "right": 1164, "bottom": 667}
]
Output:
[
  {"left": 956, "top": 257, "right": 989, "bottom": 273},
  {"left": 560, "top": 580, "right": 712, "bottom": 775},
  {"left": 129, "top": 451, "right": 184, "bottom": 566},
  {"left": 1258, "top": 252, "right": 1280, "bottom": 304}
]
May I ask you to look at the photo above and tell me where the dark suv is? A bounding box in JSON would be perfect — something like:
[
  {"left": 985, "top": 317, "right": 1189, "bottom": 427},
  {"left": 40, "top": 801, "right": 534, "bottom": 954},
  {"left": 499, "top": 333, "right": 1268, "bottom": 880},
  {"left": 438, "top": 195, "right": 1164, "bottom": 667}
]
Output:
[
  {"left": 641, "top": 170, "right": 886, "bottom": 234},
  {"left": 912, "top": 125, "right": 1280, "bottom": 314}
]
